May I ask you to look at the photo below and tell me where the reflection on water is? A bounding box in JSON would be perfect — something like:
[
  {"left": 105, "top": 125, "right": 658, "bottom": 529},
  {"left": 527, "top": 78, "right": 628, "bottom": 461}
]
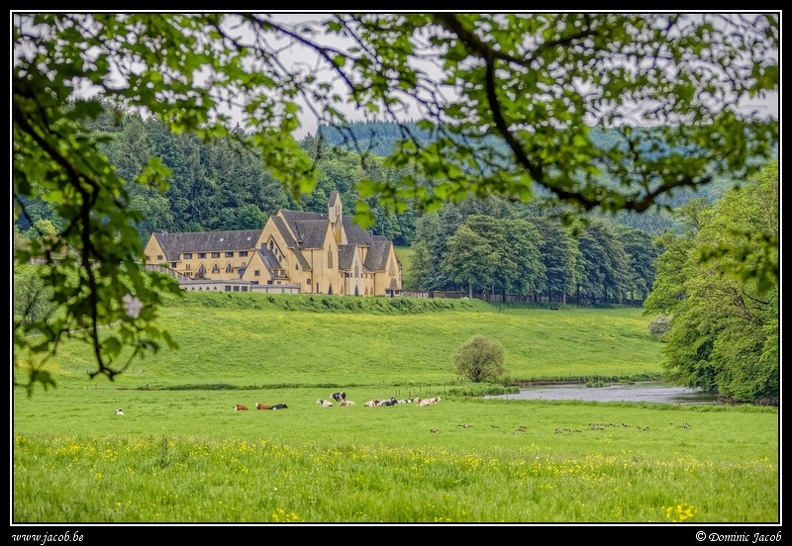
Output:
[{"left": 484, "top": 382, "right": 719, "bottom": 404}]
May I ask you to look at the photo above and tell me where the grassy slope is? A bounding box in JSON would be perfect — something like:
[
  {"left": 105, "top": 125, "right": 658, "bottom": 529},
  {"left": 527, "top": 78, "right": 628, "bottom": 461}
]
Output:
[
  {"left": 28, "top": 292, "right": 664, "bottom": 390},
  {"left": 394, "top": 246, "right": 415, "bottom": 289}
]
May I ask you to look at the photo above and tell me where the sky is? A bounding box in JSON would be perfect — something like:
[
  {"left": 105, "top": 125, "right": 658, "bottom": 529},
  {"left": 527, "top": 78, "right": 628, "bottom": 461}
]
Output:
[
  {"left": 238, "top": 13, "right": 781, "bottom": 140},
  {"left": 12, "top": 12, "right": 779, "bottom": 140}
]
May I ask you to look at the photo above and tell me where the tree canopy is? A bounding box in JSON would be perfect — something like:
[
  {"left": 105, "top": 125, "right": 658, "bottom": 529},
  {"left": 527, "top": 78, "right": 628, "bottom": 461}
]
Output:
[
  {"left": 644, "top": 162, "right": 778, "bottom": 402},
  {"left": 13, "top": 13, "right": 779, "bottom": 387}
]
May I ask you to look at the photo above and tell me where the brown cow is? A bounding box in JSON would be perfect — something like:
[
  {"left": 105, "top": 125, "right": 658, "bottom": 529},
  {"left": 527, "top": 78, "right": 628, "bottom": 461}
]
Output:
[
  {"left": 256, "top": 403, "right": 272, "bottom": 410},
  {"left": 233, "top": 404, "right": 249, "bottom": 411}
]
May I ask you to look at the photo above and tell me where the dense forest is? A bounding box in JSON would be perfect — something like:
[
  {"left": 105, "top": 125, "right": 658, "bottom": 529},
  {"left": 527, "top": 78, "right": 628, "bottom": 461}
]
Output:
[{"left": 16, "top": 114, "right": 748, "bottom": 244}]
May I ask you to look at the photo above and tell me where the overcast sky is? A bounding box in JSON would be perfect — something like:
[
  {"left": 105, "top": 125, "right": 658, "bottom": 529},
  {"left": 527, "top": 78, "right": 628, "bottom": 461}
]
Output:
[
  {"left": 259, "top": 13, "right": 780, "bottom": 140},
  {"left": 14, "top": 12, "right": 778, "bottom": 140}
]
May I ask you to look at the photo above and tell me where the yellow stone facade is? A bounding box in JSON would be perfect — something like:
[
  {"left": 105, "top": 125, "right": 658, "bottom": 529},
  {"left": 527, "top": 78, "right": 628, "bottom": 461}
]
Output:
[{"left": 143, "top": 192, "right": 402, "bottom": 296}]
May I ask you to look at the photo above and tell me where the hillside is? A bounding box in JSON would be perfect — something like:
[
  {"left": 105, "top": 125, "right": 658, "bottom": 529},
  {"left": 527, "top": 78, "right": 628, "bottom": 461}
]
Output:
[{"left": 35, "top": 292, "right": 665, "bottom": 390}]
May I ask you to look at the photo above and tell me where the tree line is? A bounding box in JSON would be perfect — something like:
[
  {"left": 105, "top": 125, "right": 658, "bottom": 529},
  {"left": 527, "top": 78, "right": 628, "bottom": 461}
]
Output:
[
  {"left": 15, "top": 107, "right": 670, "bottom": 306},
  {"left": 407, "top": 197, "right": 658, "bottom": 304},
  {"left": 15, "top": 111, "right": 422, "bottom": 247},
  {"left": 20, "top": 112, "right": 730, "bottom": 250}
]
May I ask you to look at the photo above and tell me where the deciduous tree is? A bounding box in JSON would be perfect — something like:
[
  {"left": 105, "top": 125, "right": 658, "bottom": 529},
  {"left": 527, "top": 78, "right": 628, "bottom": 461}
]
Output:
[
  {"left": 649, "top": 162, "right": 778, "bottom": 401},
  {"left": 452, "top": 335, "right": 509, "bottom": 384}
]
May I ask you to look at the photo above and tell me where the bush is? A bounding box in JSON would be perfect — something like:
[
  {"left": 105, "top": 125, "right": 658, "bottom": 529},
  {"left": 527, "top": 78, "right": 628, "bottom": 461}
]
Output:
[
  {"left": 13, "top": 265, "right": 56, "bottom": 327},
  {"left": 648, "top": 315, "right": 671, "bottom": 339},
  {"left": 452, "top": 335, "right": 509, "bottom": 383}
]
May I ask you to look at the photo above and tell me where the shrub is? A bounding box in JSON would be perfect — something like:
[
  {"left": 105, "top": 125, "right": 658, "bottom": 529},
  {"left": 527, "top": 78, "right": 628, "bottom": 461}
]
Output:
[
  {"left": 648, "top": 315, "right": 672, "bottom": 339},
  {"left": 452, "top": 335, "right": 509, "bottom": 383},
  {"left": 13, "top": 265, "right": 56, "bottom": 327}
]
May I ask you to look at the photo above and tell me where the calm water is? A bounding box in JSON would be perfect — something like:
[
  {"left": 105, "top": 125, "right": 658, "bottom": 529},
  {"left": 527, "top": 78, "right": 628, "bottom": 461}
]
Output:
[{"left": 485, "top": 382, "right": 719, "bottom": 404}]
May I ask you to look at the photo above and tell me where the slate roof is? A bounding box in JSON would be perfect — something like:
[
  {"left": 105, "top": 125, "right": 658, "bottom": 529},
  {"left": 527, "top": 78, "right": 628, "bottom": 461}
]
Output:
[
  {"left": 270, "top": 215, "right": 311, "bottom": 270},
  {"left": 154, "top": 229, "right": 262, "bottom": 261},
  {"left": 364, "top": 235, "right": 392, "bottom": 272},
  {"left": 292, "top": 219, "right": 329, "bottom": 248},
  {"left": 271, "top": 216, "right": 297, "bottom": 248},
  {"left": 257, "top": 247, "right": 281, "bottom": 274},
  {"left": 342, "top": 217, "right": 374, "bottom": 246},
  {"left": 338, "top": 244, "right": 357, "bottom": 271}
]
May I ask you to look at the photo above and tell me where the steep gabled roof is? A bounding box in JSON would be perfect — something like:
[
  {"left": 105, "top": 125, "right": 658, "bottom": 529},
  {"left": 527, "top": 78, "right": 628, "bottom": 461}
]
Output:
[
  {"left": 154, "top": 229, "right": 262, "bottom": 260},
  {"left": 271, "top": 216, "right": 297, "bottom": 248},
  {"left": 364, "top": 235, "right": 392, "bottom": 272},
  {"left": 256, "top": 247, "right": 281, "bottom": 274},
  {"left": 270, "top": 215, "right": 312, "bottom": 271},
  {"left": 342, "top": 217, "right": 373, "bottom": 246},
  {"left": 292, "top": 219, "right": 330, "bottom": 248},
  {"left": 338, "top": 244, "right": 357, "bottom": 271},
  {"left": 280, "top": 210, "right": 335, "bottom": 249}
]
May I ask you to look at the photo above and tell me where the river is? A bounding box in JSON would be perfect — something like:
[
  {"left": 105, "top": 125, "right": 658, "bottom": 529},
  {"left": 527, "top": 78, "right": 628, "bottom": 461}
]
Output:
[{"left": 484, "top": 382, "right": 719, "bottom": 404}]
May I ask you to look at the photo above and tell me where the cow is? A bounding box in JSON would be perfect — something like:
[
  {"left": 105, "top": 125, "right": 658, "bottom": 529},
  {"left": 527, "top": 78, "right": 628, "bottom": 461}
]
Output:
[
  {"left": 115, "top": 408, "right": 125, "bottom": 416},
  {"left": 316, "top": 399, "right": 333, "bottom": 408},
  {"left": 331, "top": 392, "right": 346, "bottom": 403},
  {"left": 417, "top": 397, "right": 441, "bottom": 407},
  {"left": 271, "top": 403, "right": 288, "bottom": 410},
  {"left": 255, "top": 403, "right": 273, "bottom": 410},
  {"left": 379, "top": 397, "right": 398, "bottom": 407},
  {"left": 339, "top": 400, "right": 355, "bottom": 407},
  {"left": 363, "top": 400, "right": 380, "bottom": 407},
  {"left": 233, "top": 404, "right": 249, "bottom": 411}
]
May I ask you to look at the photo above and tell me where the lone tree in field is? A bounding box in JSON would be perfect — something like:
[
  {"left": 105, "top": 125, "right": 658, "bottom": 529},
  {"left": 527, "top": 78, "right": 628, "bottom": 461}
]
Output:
[{"left": 453, "top": 335, "right": 509, "bottom": 383}]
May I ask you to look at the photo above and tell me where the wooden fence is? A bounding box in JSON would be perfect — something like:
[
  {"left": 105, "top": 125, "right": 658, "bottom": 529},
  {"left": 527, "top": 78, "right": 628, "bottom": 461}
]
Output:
[{"left": 399, "top": 290, "right": 643, "bottom": 306}]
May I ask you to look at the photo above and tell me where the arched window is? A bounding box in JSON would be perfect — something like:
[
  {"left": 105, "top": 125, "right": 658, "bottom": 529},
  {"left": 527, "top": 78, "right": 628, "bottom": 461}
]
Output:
[
  {"left": 225, "top": 263, "right": 234, "bottom": 273},
  {"left": 212, "top": 264, "right": 220, "bottom": 274},
  {"left": 197, "top": 264, "right": 206, "bottom": 277}
]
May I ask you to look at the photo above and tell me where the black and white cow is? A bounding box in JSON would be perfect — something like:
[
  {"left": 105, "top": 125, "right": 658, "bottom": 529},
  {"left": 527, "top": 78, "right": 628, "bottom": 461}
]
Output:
[{"left": 331, "top": 392, "right": 346, "bottom": 403}]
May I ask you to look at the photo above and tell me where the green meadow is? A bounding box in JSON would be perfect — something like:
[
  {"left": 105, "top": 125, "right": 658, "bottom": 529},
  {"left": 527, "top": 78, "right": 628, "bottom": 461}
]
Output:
[{"left": 13, "top": 293, "right": 779, "bottom": 523}]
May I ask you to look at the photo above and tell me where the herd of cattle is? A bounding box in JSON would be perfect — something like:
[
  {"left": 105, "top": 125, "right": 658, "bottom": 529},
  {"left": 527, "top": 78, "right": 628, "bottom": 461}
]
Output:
[{"left": 232, "top": 391, "right": 442, "bottom": 411}]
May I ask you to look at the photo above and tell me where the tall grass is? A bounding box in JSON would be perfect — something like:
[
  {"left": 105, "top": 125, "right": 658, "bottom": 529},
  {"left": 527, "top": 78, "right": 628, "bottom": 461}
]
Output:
[{"left": 13, "top": 432, "right": 777, "bottom": 522}]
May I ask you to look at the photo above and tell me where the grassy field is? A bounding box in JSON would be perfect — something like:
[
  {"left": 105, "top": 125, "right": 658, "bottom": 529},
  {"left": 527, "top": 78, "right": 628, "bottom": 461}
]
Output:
[
  {"left": 394, "top": 246, "right": 415, "bottom": 289},
  {"left": 23, "top": 293, "right": 665, "bottom": 390},
  {"left": 12, "top": 293, "right": 779, "bottom": 524}
]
